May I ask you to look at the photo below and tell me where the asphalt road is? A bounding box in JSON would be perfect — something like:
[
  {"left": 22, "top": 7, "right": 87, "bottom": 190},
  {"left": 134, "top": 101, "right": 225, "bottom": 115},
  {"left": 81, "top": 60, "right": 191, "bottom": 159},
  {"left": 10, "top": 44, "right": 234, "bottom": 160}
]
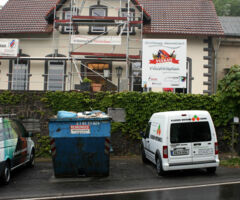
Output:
[
  {"left": 54, "top": 183, "right": 240, "bottom": 200},
  {"left": 0, "top": 157, "right": 240, "bottom": 200}
]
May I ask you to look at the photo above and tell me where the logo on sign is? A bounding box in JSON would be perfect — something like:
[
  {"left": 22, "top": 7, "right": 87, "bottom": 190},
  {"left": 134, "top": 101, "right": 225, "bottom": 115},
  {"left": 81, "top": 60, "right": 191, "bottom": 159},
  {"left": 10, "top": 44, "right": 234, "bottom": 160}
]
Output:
[
  {"left": 10, "top": 40, "right": 15, "bottom": 48},
  {"left": 150, "top": 50, "right": 179, "bottom": 64}
]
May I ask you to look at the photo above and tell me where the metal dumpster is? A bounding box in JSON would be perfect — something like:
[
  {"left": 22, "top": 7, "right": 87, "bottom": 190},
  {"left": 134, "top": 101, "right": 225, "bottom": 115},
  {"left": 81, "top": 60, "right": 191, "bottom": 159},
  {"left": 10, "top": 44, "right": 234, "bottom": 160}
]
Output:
[{"left": 49, "top": 116, "right": 111, "bottom": 178}]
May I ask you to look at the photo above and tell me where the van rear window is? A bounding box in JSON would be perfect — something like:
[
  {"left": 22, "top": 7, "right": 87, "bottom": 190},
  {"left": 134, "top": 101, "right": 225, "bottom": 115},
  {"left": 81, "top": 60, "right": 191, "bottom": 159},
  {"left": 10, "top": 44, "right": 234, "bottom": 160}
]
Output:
[{"left": 170, "top": 122, "right": 211, "bottom": 143}]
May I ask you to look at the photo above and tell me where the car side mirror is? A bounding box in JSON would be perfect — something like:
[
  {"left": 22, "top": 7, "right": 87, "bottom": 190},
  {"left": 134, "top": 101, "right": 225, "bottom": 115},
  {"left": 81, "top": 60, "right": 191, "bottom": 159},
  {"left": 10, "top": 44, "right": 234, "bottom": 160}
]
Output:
[{"left": 140, "top": 131, "right": 145, "bottom": 138}]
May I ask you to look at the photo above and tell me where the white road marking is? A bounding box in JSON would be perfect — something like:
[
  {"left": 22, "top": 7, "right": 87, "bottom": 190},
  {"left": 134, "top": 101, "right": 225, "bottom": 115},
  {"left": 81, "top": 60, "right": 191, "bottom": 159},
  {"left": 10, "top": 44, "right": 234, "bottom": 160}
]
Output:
[{"left": 16, "top": 180, "right": 240, "bottom": 200}]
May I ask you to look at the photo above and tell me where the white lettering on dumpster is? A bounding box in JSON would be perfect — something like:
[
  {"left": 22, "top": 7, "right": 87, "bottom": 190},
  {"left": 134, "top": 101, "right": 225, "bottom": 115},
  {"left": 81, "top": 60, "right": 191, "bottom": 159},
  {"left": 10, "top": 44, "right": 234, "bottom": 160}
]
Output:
[{"left": 70, "top": 125, "right": 90, "bottom": 134}]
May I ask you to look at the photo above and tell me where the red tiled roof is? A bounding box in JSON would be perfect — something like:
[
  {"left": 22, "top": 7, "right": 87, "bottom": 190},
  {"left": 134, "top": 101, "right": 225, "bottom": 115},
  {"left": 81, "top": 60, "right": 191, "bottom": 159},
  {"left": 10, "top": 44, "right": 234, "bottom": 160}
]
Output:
[
  {"left": 138, "top": 0, "right": 224, "bottom": 36},
  {"left": 0, "top": 0, "right": 224, "bottom": 36},
  {"left": 0, "top": 0, "right": 59, "bottom": 34}
]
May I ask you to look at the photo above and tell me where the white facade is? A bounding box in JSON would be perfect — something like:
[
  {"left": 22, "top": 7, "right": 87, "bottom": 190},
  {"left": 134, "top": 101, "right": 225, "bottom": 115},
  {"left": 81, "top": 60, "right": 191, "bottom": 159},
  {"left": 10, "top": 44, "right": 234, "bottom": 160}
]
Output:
[{"left": 0, "top": 0, "right": 216, "bottom": 94}]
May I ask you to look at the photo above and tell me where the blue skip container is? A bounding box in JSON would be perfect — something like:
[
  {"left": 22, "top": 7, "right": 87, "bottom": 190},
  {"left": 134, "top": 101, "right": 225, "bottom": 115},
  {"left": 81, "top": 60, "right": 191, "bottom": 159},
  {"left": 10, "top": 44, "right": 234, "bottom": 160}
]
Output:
[{"left": 49, "top": 116, "right": 111, "bottom": 178}]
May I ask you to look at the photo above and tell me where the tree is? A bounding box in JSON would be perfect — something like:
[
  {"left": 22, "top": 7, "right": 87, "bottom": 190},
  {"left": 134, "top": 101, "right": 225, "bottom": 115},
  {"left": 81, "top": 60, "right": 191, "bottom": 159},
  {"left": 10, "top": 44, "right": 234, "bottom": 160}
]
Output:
[
  {"left": 213, "top": 0, "right": 240, "bottom": 16},
  {"left": 217, "top": 65, "right": 240, "bottom": 120}
]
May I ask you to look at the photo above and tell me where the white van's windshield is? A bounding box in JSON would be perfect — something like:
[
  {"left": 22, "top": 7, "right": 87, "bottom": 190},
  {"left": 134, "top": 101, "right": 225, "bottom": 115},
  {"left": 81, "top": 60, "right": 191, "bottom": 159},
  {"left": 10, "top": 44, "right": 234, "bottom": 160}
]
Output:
[{"left": 170, "top": 122, "right": 211, "bottom": 143}]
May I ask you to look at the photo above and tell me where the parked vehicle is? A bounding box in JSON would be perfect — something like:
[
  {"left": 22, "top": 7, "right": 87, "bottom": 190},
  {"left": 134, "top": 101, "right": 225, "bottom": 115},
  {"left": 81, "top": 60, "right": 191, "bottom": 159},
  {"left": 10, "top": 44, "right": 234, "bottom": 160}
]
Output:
[
  {"left": 141, "top": 110, "right": 219, "bottom": 176},
  {"left": 0, "top": 116, "right": 35, "bottom": 185}
]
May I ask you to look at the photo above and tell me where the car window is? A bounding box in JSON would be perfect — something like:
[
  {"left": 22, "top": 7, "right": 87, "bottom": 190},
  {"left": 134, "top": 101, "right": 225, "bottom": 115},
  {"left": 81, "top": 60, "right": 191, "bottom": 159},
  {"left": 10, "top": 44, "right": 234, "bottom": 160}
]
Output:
[
  {"left": 0, "top": 119, "right": 4, "bottom": 141},
  {"left": 10, "top": 120, "right": 22, "bottom": 138},
  {"left": 145, "top": 123, "right": 151, "bottom": 138},
  {"left": 2, "top": 118, "right": 12, "bottom": 140},
  {"left": 13, "top": 120, "right": 28, "bottom": 137},
  {"left": 170, "top": 122, "right": 211, "bottom": 143}
]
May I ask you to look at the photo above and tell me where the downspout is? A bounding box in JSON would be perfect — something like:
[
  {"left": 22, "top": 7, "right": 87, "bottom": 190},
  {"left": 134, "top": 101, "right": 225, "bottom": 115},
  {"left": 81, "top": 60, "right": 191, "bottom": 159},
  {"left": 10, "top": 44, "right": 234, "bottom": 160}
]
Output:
[{"left": 214, "top": 38, "right": 222, "bottom": 93}]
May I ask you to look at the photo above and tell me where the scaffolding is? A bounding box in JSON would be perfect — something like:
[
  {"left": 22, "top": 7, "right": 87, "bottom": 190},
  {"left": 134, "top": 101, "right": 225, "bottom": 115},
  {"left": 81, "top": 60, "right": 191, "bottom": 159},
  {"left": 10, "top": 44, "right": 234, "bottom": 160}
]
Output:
[
  {"left": 0, "top": 0, "right": 146, "bottom": 92},
  {"left": 53, "top": 0, "right": 144, "bottom": 91}
]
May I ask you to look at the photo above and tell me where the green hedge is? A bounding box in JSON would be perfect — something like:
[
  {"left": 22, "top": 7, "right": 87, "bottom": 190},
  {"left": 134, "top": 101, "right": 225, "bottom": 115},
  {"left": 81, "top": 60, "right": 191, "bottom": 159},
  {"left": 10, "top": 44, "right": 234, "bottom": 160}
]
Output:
[
  {"left": 0, "top": 91, "right": 234, "bottom": 140},
  {"left": 41, "top": 91, "right": 233, "bottom": 139}
]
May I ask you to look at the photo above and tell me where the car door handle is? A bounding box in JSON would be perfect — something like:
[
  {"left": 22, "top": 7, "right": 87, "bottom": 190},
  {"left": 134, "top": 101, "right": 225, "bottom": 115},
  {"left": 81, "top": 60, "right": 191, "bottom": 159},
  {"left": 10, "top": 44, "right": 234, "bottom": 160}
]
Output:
[{"left": 194, "top": 143, "right": 201, "bottom": 146}]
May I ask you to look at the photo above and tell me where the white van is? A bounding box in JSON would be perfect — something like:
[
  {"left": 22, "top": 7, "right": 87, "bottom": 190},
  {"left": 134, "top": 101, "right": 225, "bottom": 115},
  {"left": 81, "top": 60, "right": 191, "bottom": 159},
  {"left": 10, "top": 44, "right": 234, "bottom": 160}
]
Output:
[{"left": 141, "top": 110, "right": 219, "bottom": 175}]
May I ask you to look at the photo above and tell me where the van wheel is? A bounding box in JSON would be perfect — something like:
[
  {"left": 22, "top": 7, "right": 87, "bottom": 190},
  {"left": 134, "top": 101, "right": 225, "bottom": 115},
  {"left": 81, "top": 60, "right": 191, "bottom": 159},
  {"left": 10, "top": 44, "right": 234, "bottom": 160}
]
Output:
[
  {"left": 156, "top": 157, "right": 165, "bottom": 176},
  {"left": 206, "top": 167, "right": 216, "bottom": 174},
  {"left": 141, "top": 144, "right": 148, "bottom": 164},
  {"left": 27, "top": 150, "right": 35, "bottom": 168},
  {"left": 1, "top": 162, "right": 11, "bottom": 185}
]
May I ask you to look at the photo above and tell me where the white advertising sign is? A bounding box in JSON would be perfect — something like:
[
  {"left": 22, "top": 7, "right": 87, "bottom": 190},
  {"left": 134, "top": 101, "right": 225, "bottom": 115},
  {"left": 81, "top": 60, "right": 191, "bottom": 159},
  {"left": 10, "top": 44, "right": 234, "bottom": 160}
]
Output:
[
  {"left": 0, "top": 39, "right": 19, "bottom": 57},
  {"left": 142, "top": 39, "right": 187, "bottom": 88},
  {"left": 70, "top": 125, "right": 90, "bottom": 134},
  {"left": 71, "top": 35, "right": 121, "bottom": 45}
]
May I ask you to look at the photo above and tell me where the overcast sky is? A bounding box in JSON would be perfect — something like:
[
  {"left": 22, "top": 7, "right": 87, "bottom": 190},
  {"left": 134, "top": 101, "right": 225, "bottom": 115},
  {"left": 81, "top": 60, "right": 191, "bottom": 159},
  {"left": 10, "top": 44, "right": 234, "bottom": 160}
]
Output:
[{"left": 0, "top": 0, "right": 8, "bottom": 6}]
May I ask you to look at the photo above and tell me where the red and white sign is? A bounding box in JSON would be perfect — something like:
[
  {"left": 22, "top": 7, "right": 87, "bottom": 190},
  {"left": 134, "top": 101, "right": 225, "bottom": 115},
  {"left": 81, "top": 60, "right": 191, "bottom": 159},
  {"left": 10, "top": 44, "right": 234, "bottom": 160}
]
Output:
[
  {"left": 142, "top": 39, "right": 187, "bottom": 89},
  {"left": 70, "top": 125, "right": 90, "bottom": 134}
]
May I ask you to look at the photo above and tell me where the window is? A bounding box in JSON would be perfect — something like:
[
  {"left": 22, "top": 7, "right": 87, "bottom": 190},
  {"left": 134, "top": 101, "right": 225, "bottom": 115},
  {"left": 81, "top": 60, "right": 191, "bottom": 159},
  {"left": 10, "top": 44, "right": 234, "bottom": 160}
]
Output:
[
  {"left": 145, "top": 123, "right": 151, "bottom": 138},
  {"left": 9, "top": 120, "right": 19, "bottom": 139},
  {"left": 62, "top": 7, "right": 79, "bottom": 34},
  {"left": 47, "top": 60, "right": 65, "bottom": 91},
  {"left": 12, "top": 120, "right": 28, "bottom": 137},
  {"left": 64, "top": 11, "right": 73, "bottom": 33},
  {"left": 170, "top": 122, "right": 211, "bottom": 144},
  {"left": 1, "top": 118, "right": 12, "bottom": 140},
  {"left": 11, "top": 60, "right": 29, "bottom": 90},
  {"left": 131, "top": 62, "right": 142, "bottom": 92},
  {"left": 89, "top": 5, "right": 107, "bottom": 34},
  {"left": 118, "top": 8, "right": 135, "bottom": 35},
  {"left": 84, "top": 62, "right": 111, "bottom": 84}
]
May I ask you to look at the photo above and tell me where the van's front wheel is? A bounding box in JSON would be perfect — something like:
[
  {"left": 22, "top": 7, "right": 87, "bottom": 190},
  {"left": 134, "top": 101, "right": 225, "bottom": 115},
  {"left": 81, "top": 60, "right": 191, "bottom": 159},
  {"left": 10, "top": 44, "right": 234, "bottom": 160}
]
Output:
[{"left": 156, "top": 157, "right": 165, "bottom": 176}]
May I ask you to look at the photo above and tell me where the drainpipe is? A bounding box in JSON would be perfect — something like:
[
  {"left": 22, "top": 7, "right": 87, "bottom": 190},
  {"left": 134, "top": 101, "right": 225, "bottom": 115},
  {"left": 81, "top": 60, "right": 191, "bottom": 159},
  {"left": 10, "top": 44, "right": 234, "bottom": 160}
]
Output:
[{"left": 214, "top": 38, "right": 222, "bottom": 93}]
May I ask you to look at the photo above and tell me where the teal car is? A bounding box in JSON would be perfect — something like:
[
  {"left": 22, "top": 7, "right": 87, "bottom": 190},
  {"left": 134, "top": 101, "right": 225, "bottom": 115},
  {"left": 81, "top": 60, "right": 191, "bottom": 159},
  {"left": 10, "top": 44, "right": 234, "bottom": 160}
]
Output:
[{"left": 0, "top": 117, "right": 35, "bottom": 185}]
